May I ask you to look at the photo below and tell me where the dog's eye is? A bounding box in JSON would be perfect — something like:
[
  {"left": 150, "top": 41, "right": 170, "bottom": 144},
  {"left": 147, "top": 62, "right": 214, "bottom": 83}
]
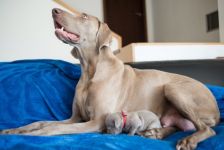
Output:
[{"left": 82, "top": 13, "right": 88, "bottom": 19}]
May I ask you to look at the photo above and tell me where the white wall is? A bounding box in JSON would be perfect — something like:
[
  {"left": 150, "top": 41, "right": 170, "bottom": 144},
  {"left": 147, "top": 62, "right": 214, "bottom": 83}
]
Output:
[
  {"left": 134, "top": 44, "right": 224, "bottom": 62},
  {"left": 145, "top": 0, "right": 155, "bottom": 42},
  {"left": 0, "top": 0, "right": 77, "bottom": 63},
  {"left": 218, "top": 0, "right": 224, "bottom": 42},
  {"left": 1, "top": 0, "right": 222, "bottom": 64},
  {"left": 62, "top": 0, "right": 103, "bottom": 21},
  {"left": 146, "top": 0, "right": 220, "bottom": 42},
  {"left": 118, "top": 43, "right": 224, "bottom": 62}
]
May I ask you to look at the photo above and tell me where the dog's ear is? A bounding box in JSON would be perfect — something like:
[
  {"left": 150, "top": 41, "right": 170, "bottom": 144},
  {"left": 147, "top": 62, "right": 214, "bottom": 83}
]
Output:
[
  {"left": 96, "top": 22, "right": 112, "bottom": 52},
  {"left": 71, "top": 47, "right": 80, "bottom": 59}
]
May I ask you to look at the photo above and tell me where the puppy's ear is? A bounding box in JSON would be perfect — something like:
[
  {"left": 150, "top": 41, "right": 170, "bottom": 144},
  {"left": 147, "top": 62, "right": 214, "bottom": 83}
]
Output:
[
  {"left": 96, "top": 22, "right": 112, "bottom": 53},
  {"left": 114, "top": 118, "right": 121, "bottom": 129}
]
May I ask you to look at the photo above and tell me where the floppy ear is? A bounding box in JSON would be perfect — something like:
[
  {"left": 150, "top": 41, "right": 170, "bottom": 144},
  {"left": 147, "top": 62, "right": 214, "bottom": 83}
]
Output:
[
  {"left": 71, "top": 47, "right": 80, "bottom": 59},
  {"left": 96, "top": 22, "right": 112, "bottom": 52},
  {"left": 114, "top": 119, "right": 120, "bottom": 129}
]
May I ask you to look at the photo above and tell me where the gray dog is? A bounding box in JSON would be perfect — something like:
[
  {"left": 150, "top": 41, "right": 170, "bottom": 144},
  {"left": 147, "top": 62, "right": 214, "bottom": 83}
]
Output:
[
  {"left": 105, "top": 110, "right": 161, "bottom": 135},
  {"left": 1, "top": 8, "right": 220, "bottom": 150}
]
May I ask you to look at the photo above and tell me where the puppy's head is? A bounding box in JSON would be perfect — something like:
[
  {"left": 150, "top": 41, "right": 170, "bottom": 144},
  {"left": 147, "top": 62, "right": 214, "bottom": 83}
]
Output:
[{"left": 105, "top": 113, "right": 123, "bottom": 134}]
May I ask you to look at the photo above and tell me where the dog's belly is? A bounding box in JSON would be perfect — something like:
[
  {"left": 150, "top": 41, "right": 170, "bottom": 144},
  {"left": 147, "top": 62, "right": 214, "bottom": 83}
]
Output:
[{"left": 161, "top": 107, "right": 196, "bottom": 131}]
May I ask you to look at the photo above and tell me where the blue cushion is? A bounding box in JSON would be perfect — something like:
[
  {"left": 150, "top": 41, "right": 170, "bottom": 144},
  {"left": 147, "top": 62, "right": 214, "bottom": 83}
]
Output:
[
  {"left": 0, "top": 59, "right": 224, "bottom": 150},
  {"left": 0, "top": 59, "right": 81, "bottom": 129}
]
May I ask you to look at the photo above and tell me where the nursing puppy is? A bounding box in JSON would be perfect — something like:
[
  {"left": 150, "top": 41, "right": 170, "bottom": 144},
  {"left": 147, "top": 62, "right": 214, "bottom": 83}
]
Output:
[{"left": 105, "top": 110, "right": 161, "bottom": 136}]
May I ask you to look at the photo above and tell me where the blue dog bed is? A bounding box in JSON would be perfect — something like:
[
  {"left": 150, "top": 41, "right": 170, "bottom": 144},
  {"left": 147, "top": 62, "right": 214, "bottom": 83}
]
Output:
[{"left": 0, "top": 59, "right": 223, "bottom": 150}]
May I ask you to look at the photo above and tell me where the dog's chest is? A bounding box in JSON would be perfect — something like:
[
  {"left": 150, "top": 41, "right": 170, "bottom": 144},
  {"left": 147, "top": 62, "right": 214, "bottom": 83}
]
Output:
[{"left": 76, "top": 84, "right": 94, "bottom": 121}]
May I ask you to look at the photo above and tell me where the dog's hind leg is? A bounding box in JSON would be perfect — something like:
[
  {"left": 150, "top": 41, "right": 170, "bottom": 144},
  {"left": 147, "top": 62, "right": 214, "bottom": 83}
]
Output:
[{"left": 164, "top": 83, "right": 219, "bottom": 150}]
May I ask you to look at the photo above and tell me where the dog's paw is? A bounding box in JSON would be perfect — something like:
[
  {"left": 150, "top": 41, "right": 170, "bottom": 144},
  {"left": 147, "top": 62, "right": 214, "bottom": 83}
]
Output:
[
  {"left": 0, "top": 128, "right": 31, "bottom": 134},
  {"left": 0, "top": 130, "right": 5, "bottom": 134},
  {"left": 176, "top": 137, "right": 197, "bottom": 150},
  {"left": 0, "top": 129, "right": 12, "bottom": 134},
  {"left": 0, "top": 129, "right": 14, "bottom": 134}
]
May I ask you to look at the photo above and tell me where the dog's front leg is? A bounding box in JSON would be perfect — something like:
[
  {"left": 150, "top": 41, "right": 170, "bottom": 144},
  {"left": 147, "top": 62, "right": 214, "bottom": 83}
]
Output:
[
  {"left": 0, "top": 118, "right": 75, "bottom": 134},
  {"left": 0, "top": 111, "right": 81, "bottom": 135},
  {"left": 0, "top": 110, "right": 82, "bottom": 135},
  {"left": 23, "top": 119, "right": 105, "bottom": 136},
  {"left": 0, "top": 98, "right": 83, "bottom": 135}
]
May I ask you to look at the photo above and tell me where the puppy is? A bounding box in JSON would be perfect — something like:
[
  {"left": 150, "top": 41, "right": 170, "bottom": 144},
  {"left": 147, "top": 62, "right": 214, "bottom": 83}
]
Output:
[{"left": 105, "top": 110, "right": 161, "bottom": 135}]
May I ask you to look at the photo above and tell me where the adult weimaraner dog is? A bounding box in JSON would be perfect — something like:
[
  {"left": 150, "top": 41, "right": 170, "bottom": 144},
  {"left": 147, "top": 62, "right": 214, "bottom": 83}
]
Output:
[{"left": 1, "top": 8, "right": 220, "bottom": 150}]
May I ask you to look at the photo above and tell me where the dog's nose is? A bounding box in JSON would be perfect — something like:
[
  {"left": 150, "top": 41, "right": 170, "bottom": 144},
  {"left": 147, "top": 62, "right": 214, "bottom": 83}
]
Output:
[{"left": 52, "top": 8, "right": 63, "bottom": 15}]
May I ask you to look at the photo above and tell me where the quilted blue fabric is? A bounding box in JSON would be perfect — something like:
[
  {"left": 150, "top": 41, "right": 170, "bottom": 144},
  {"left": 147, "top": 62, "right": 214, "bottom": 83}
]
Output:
[{"left": 0, "top": 59, "right": 223, "bottom": 150}]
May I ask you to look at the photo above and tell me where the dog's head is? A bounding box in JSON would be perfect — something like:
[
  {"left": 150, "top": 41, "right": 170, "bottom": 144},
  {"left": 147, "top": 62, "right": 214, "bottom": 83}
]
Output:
[{"left": 52, "top": 8, "right": 112, "bottom": 59}]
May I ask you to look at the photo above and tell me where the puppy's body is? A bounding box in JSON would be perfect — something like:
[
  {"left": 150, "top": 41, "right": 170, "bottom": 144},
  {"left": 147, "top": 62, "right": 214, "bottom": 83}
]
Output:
[{"left": 105, "top": 110, "right": 161, "bottom": 135}]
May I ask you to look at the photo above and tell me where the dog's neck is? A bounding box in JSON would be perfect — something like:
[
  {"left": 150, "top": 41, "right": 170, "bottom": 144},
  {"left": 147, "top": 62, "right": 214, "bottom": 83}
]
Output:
[
  {"left": 78, "top": 50, "right": 98, "bottom": 80},
  {"left": 77, "top": 46, "right": 123, "bottom": 81}
]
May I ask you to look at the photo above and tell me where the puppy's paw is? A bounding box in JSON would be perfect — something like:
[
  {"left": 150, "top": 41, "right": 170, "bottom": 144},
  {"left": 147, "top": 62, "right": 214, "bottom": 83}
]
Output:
[{"left": 140, "top": 128, "right": 163, "bottom": 139}]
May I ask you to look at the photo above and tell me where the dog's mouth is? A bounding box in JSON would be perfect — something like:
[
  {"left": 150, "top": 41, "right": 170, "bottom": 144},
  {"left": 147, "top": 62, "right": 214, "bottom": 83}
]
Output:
[{"left": 54, "top": 20, "right": 80, "bottom": 44}]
